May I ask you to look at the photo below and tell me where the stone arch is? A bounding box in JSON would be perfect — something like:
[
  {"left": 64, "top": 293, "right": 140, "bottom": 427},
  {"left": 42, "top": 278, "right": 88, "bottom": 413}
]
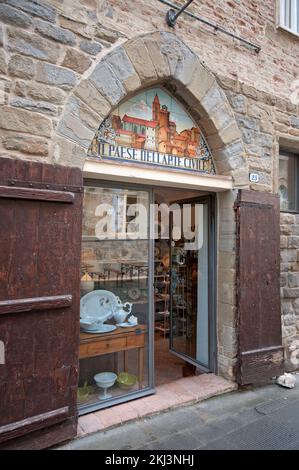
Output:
[{"left": 54, "top": 31, "right": 248, "bottom": 188}]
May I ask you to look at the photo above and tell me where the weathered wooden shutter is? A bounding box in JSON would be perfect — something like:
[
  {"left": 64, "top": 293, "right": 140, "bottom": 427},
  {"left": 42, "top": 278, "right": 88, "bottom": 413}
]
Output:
[
  {"left": 235, "top": 190, "right": 283, "bottom": 385},
  {"left": 0, "top": 157, "right": 83, "bottom": 449}
]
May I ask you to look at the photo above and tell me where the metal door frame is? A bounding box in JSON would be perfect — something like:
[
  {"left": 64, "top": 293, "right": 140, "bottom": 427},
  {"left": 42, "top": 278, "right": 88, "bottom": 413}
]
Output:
[{"left": 168, "top": 194, "right": 217, "bottom": 373}]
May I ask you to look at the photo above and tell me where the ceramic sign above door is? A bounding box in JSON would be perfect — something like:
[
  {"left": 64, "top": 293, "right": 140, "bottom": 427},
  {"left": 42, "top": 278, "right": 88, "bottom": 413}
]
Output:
[{"left": 88, "top": 87, "right": 215, "bottom": 175}]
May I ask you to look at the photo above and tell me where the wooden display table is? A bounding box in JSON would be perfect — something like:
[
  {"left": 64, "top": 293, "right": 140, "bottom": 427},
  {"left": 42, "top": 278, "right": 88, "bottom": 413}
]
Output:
[{"left": 79, "top": 324, "right": 147, "bottom": 385}]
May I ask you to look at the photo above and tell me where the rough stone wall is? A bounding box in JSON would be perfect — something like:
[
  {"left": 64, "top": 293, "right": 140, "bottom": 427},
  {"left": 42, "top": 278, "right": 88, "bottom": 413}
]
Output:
[
  {"left": 0, "top": 0, "right": 298, "bottom": 376},
  {"left": 217, "top": 190, "right": 238, "bottom": 380},
  {"left": 281, "top": 213, "right": 299, "bottom": 371},
  {"left": 224, "top": 83, "right": 298, "bottom": 194},
  {"left": 0, "top": 0, "right": 298, "bottom": 167}
]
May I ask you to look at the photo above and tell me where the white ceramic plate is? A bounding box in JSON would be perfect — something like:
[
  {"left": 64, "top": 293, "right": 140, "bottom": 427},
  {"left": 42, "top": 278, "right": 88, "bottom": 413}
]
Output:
[
  {"left": 116, "top": 322, "right": 137, "bottom": 328},
  {"left": 81, "top": 324, "right": 117, "bottom": 334}
]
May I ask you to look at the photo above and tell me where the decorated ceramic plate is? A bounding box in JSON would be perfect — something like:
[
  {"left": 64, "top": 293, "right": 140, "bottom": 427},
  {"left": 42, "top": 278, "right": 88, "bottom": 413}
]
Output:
[
  {"left": 116, "top": 322, "right": 136, "bottom": 328},
  {"left": 154, "top": 245, "right": 161, "bottom": 257},
  {"left": 127, "top": 287, "right": 141, "bottom": 300}
]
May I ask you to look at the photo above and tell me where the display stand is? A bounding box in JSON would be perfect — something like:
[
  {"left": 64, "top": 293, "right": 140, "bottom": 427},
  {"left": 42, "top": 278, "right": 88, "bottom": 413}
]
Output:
[{"left": 154, "top": 258, "right": 170, "bottom": 337}]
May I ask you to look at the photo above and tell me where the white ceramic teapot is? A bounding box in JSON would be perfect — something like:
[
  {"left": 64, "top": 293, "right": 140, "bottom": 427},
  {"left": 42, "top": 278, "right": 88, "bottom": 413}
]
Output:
[{"left": 113, "top": 301, "right": 133, "bottom": 324}]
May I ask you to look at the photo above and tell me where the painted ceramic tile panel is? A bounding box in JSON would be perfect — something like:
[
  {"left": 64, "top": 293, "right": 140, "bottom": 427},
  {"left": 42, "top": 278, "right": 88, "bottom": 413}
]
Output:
[{"left": 88, "top": 87, "right": 215, "bottom": 174}]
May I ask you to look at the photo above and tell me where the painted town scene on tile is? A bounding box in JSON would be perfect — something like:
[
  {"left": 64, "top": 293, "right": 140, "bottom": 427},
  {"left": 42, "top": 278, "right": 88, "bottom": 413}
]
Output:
[{"left": 88, "top": 88, "right": 215, "bottom": 174}]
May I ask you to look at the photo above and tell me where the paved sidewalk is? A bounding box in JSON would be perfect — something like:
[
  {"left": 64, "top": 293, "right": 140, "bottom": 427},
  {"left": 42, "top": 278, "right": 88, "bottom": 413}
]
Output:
[
  {"left": 76, "top": 374, "right": 235, "bottom": 438},
  {"left": 59, "top": 375, "right": 299, "bottom": 450}
]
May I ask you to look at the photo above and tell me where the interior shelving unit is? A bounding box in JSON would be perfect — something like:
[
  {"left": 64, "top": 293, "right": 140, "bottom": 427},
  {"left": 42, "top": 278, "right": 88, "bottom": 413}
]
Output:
[
  {"left": 154, "top": 255, "right": 170, "bottom": 337},
  {"left": 171, "top": 264, "right": 188, "bottom": 337}
]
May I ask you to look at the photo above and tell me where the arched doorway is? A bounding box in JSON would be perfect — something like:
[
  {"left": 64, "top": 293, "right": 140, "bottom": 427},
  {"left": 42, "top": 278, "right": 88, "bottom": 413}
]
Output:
[{"left": 78, "top": 85, "right": 220, "bottom": 413}]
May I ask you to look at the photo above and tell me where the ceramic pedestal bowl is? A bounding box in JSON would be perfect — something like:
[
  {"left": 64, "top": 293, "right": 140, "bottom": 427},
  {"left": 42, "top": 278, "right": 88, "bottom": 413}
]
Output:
[{"left": 94, "top": 372, "right": 117, "bottom": 399}]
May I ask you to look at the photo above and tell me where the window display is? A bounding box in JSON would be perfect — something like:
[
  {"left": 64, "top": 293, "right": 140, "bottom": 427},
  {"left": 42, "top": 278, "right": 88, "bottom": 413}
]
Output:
[{"left": 78, "top": 185, "right": 151, "bottom": 412}]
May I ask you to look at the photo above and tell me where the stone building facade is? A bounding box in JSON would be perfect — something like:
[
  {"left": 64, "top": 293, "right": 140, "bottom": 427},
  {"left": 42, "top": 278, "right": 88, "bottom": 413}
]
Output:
[{"left": 0, "top": 0, "right": 298, "bottom": 388}]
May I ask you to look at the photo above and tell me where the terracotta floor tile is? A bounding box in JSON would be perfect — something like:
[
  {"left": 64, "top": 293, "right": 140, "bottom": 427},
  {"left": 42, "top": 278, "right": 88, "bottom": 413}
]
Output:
[
  {"left": 158, "top": 381, "right": 197, "bottom": 401},
  {"left": 94, "top": 406, "right": 124, "bottom": 428},
  {"left": 130, "top": 399, "right": 159, "bottom": 416},
  {"left": 139, "top": 398, "right": 172, "bottom": 414},
  {"left": 113, "top": 403, "right": 139, "bottom": 422},
  {"left": 78, "top": 413, "right": 104, "bottom": 434},
  {"left": 76, "top": 423, "right": 85, "bottom": 438}
]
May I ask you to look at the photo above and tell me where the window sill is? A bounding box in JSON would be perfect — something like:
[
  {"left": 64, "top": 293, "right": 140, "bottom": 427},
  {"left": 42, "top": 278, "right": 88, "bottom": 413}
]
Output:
[{"left": 277, "top": 25, "right": 299, "bottom": 40}]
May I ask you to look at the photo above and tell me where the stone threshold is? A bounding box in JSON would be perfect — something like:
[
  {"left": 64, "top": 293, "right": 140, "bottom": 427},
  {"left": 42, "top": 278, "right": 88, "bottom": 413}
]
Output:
[{"left": 77, "top": 374, "right": 237, "bottom": 438}]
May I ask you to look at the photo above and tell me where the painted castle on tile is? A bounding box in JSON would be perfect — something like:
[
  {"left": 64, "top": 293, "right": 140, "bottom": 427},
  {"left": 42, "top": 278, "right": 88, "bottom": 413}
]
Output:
[
  {"left": 111, "top": 93, "right": 201, "bottom": 157},
  {"left": 88, "top": 88, "right": 214, "bottom": 173}
]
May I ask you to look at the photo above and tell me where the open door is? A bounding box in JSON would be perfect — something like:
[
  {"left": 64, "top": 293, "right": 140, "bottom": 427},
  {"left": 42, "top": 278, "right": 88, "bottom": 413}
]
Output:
[
  {"left": 169, "top": 196, "right": 215, "bottom": 372},
  {"left": 0, "top": 157, "right": 83, "bottom": 449}
]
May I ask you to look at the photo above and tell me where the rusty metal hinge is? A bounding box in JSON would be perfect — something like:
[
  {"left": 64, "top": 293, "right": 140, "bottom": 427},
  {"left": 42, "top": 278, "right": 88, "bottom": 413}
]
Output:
[{"left": 9, "top": 179, "right": 83, "bottom": 193}]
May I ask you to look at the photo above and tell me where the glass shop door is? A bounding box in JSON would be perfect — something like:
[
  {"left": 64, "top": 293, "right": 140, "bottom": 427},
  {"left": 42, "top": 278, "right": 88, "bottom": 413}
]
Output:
[{"left": 169, "top": 196, "right": 215, "bottom": 371}]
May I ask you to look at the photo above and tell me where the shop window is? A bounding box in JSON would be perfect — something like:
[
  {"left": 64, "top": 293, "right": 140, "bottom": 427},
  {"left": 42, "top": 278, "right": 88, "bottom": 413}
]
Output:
[
  {"left": 279, "top": 151, "right": 299, "bottom": 212},
  {"left": 79, "top": 184, "right": 151, "bottom": 412},
  {"left": 279, "top": 0, "right": 299, "bottom": 35}
]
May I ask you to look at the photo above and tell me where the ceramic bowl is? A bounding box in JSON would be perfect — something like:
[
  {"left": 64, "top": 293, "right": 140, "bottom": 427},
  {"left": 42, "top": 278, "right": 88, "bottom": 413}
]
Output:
[
  {"left": 80, "top": 281, "right": 95, "bottom": 296},
  {"left": 94, "top": 372, "right": 117, "bottom": 389},
  {"left": 116, "top": 372, "right": 137, "bottom": 390},
  {"left": 77, "top": 381, "right": 93, "bottom": 404}
]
